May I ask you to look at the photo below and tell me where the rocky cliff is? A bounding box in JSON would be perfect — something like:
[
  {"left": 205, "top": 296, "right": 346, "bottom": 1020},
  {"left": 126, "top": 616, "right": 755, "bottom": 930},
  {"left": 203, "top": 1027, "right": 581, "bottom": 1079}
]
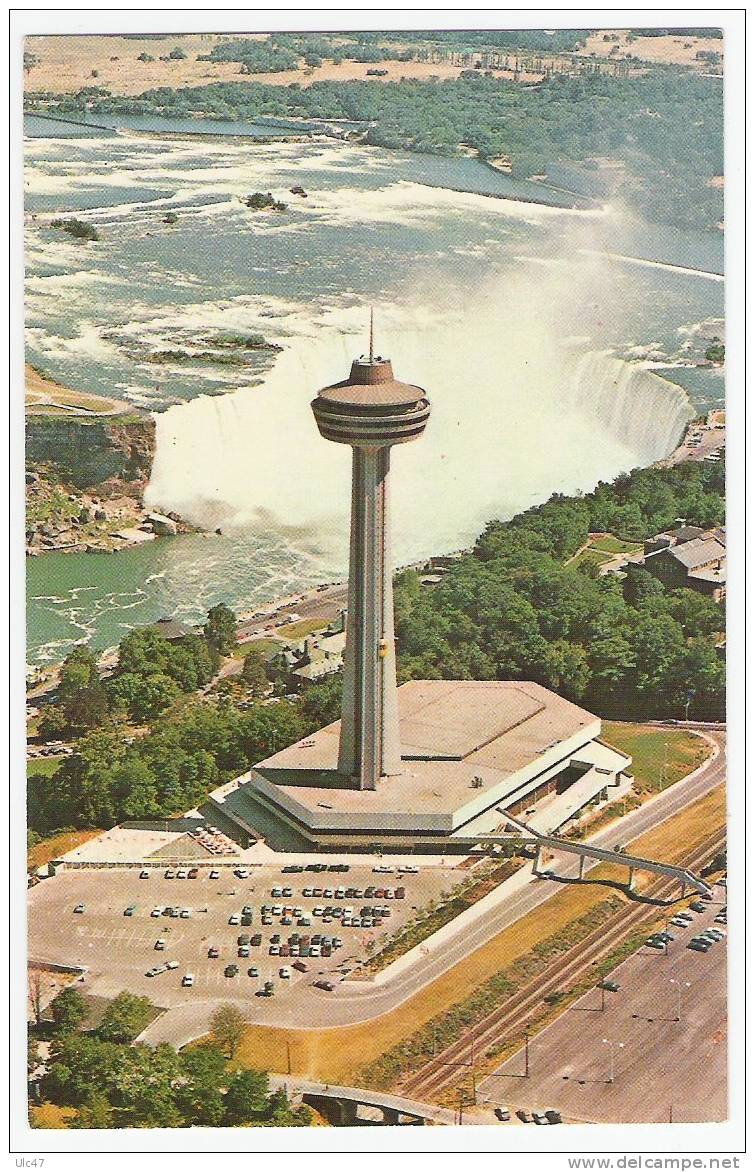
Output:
[{"left": 25, "top": 413, "right": 155, "bottom": 496}]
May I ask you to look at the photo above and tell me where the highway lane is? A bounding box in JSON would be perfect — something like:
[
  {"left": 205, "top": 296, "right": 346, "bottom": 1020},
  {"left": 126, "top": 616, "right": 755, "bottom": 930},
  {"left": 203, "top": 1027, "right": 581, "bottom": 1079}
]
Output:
[
  {"left": 140, "top": 732, "right": 724, "bottom": 1046},
  {"left": 477, "top": 894, "right": 728, "bottom": 1124}
]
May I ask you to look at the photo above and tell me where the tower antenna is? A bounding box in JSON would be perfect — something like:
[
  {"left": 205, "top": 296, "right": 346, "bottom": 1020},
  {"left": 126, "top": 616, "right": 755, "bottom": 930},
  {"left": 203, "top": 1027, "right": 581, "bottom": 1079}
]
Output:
[{"left": 369, "top": 307, "right": 374, "bottom": 363}]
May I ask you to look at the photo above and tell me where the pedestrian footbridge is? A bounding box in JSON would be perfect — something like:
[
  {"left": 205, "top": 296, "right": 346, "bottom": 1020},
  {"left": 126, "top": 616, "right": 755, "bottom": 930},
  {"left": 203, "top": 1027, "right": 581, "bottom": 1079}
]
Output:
[{"left": 490, "top": 812, "right": 713, "bottom": 897}]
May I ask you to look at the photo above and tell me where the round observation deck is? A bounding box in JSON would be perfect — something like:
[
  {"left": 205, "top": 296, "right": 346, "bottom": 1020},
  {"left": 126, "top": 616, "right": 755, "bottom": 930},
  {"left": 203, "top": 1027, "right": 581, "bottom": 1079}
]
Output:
[{"left": 311, "top": 357, "right": 431, "bottom": 447}]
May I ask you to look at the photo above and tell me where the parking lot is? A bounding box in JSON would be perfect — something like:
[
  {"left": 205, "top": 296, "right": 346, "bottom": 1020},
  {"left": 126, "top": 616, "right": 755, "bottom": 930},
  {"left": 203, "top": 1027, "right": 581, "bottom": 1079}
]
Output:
[
  {"left": 478, "top": 884, "right": 728, "bottom": 1125},
  {"left": 28, "top": 861, "right": 459, "bottom": 1008}
]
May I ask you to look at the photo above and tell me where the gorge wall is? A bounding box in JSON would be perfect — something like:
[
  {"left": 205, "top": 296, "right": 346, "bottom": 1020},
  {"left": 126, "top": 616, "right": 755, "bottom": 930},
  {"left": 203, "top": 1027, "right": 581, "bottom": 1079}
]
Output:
[{"left": 26, "top": 413, "right": 156, "bottom": 497}]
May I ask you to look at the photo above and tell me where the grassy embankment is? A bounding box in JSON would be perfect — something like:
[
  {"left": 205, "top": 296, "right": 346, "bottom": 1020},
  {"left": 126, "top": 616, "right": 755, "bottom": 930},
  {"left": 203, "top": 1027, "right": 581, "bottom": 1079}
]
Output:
[
  {"left": 27, "top": 828, "right": 102, "bottom": 872},
  {"left": 26, "top": 363, "right": 131, "bottom": 417},
  {"left": 232, "top": 732, "right": 720, "bottom": 1086}
]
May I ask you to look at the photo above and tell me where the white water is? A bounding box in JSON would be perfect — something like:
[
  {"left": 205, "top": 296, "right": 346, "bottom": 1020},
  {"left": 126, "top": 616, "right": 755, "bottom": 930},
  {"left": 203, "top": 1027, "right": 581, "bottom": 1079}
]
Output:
[{"left": 145, "top": 272, "right": 693, "bottom": 574}]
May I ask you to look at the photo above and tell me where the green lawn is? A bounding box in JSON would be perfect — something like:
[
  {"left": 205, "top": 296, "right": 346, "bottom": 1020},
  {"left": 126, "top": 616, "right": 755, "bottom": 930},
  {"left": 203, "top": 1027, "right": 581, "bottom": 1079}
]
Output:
[
  {"left": 27, "top": 756, "right": 64, "bottom": 779},
  {"left": 590, "top": 534, "right": 644, "bottom": 555},
  {"left": 570, "top": 548, "right": 611, "bottom": 571},
  {"left": 602, "top": 721, "right": 711, "bottom": 794},
  {"left": 230, "top": 638, "right": 280, "bottom": 660},
  {"left": 278, "top": 618, "right": 328, "bottom": 641}
]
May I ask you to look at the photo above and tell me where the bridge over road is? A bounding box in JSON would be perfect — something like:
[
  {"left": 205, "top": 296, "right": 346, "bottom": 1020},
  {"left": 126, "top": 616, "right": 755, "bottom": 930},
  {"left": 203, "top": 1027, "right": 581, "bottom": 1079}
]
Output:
[{"left": 269, "top": 1075, "right": 459, "bottom": 1126}]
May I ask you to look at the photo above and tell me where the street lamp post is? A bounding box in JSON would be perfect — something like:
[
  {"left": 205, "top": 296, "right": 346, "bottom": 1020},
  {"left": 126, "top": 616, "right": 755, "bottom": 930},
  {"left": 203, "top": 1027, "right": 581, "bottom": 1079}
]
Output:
[
  {"left": 670, "top": 979, "right": 691, "bottom": 1022},
  {"left": 524, "top": 1028, "right": 531, "bottom": 1077},
  {"left": 602, "top": 1038, "right": 624, "bottom": 1084}
]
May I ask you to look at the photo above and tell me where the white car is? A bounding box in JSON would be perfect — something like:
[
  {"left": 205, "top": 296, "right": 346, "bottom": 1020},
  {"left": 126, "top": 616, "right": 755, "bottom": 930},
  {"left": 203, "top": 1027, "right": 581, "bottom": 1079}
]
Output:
[
  {"left": 182, "top": 973, "right": 195, "bottom": 987},
  {"left": 372, "top": 865, "right": 394, "bottom": 874},
  {"left": 209, "top": 870, "right": 220, "bottom": 879},
  {"left": 180, "top": 909, "right": 191, "bottom": 918},
  {"left": 229, "top": 914, "right": 241, "bottom": 925},
  {"left": 235, "top": 868, "right": 250, "bottom": 879},
  {"left": 140, "top": 869, "right": 151, "bottom": 879},
  {"left": 398, "top": 865, "right": 419, "bottom": 874},
  {"left": 151, "top": 907, "right": 164, "bottom": 918},
  {"left": 313, "top": 905, "right": 325, "bottom": 917},
  {"left": 165, "top": 960, "right": 179, "bottom": 970},
  {"left": 176, "top": 869, "right": 188, "bottom": 880},
  {"left": 279, "top": 966, "right": 292, "bottom": 979}
]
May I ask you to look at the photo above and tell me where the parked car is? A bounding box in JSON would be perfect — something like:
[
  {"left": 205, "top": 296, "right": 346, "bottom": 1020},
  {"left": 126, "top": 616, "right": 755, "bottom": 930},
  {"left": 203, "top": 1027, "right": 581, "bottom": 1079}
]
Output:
[
  {"left": 139, "top": 869, "right": 150, "bottom": 879},
  {"left": 247, "top": 966, "right": 260, "bottom": 978},
  {"left": 182, "top": 973, "right": 195, "bottom": 987},
  {"left": 124, "top": 905, "right": 136, "bottom": 917},
  {"left": 165, "top": 960, "right": 179, "bottom": 970},
  {"left": 208, "top": 947, "right": 220, "bottom": 959},
  {"left": 599, "top": 979, "right": 620, "bottom": 992},
  {"left": 228, "top": 914, "right": 241, "bottom": 926},
  {"left": 154, "top": 939, "right": 166, "bottom": 951},
  {"left": 313, "top": 979, "right": 335, "bottom": 991},
  {"left": 188, "top": 868, "right": 199, "bottom": 879},
  {"left": 209, "top": 870, "right": 220, "bottom": 879},
  {"left": 164, "top": 869, "right": 175, "bottom": 879},
  {"left": 690, "top": 900, "right": 707, "bottom": 913},
  {"left": 545, "top": 1110, "right": 563, "bottom": 1124},
  {"left": 533, "top": 1112, "right": 549, "bottom": 1125},
  {"left": 688, "top": 939, "right": 711, "bottom": 953},
  {"left": 516, "top": 1109, "right": 532, "bottom": 1123},
  {"left": 293, "top": 960, "right": 308, "bottom": 973},
  {"left": 224, "top": 964, "right": 239, "bottom": 977},
  {"left": 279, "top": 966, "right": 292, "bottom": 979},
  {"left": 179, "top": 909, "right": 191, "bottom": 919},
  {"left": 73, "top": 904, "right": 85, "bottom": 914},
  {"left": 176, "top": 869, "right": 187, "bottom": 880},
  {"left": 494, "top": 1106, "right": 510, "bottom": 1122},
  {"left": 645, "top": 937, "right": 666, "bottom": 950}
]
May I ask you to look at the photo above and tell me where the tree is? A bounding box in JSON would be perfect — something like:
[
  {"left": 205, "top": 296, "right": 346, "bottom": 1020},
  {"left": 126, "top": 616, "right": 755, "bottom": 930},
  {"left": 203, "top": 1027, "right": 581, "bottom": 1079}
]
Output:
[
  {"left": 50, "top": 986, "right": 88, "bottom": 1034},
  {"left": 70, "top": 1093, "right": 115, "bottom": 1128},
  {"left": 223, "top": 1068, "right": 270, "bottom": 1123},
  {"left": 28, "top": 973, "right": 45, "bottom": 1027},
  {"left": 57, "top": 645, "right": 109, "bottom": 730},
  {"left": 204, "top": 604, "right": 238, "bottom": 655},
  {"left": 241, "top": 645, "right": 269, "bottom": 696},
  {"left": 175, "top": 1044, "right": 229, "bottom": 1127},
  {"left": 97, "top": 992, "right": 155, "bottom": 1043},
  {"left": 38, "top": 704, "right": 68, "bottom": 741},
  {"left": 209, "top": 1003, "right": 247, "bottom": 1059}
]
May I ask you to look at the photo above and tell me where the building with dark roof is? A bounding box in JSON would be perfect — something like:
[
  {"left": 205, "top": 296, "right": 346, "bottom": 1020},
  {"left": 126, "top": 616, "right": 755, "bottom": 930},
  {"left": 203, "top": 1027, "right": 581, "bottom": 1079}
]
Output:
[{"left": 643, "top": 529, "right": 726, "bottom": 601}]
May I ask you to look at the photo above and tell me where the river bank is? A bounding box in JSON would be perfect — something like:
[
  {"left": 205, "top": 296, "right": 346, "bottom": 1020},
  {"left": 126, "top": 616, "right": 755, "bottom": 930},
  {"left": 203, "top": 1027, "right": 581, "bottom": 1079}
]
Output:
[{"left": 25, "top": 364, "right": 196, "bottom": 556}]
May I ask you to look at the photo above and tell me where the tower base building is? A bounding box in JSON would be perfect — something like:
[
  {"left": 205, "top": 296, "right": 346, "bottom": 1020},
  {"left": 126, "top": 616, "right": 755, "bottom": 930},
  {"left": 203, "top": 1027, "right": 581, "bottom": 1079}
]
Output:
[{"left": 212, "top": 680, "right": 631, "bottom": 851}]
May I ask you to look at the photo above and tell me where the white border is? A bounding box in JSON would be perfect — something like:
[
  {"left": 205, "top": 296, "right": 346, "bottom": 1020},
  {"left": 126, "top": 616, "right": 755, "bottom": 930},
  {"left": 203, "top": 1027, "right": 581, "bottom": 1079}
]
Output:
[{"left": 8, "top": 6, "right": 746, "bottom": 1164}]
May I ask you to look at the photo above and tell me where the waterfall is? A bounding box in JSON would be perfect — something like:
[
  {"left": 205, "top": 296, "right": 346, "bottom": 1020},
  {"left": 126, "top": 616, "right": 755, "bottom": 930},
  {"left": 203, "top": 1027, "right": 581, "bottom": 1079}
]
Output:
[
  {"left": 145, "top": 306, "right": 694, "bottom": 574},
  {"left": 563, "top": 349, "right": 694, "bottom": 465}
]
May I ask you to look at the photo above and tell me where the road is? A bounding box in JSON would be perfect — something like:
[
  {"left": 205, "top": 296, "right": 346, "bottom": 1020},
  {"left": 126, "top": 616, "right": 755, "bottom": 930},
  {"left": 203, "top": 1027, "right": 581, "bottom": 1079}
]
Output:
[
  {"left": 237, "top": 582, "right": 347, "bottom": 641},
  {"left": 139, "top": 731, "right": 724, "bottom": 1047},
  {"left": 477, "top": 894, "right": 728, "bottom": 1124}
]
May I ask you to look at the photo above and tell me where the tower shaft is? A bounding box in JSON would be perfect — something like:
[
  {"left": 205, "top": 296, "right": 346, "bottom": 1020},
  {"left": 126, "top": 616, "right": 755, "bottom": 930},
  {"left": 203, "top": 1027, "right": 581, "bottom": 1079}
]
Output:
[{"left": 338, "top": 446, "right": 401, "bottom": 789}]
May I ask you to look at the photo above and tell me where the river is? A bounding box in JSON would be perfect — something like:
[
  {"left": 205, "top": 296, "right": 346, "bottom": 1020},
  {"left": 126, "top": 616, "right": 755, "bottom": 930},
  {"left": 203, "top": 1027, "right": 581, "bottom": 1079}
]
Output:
[{"left": 24, "top": 119, "right": 725, "bottom": 666}]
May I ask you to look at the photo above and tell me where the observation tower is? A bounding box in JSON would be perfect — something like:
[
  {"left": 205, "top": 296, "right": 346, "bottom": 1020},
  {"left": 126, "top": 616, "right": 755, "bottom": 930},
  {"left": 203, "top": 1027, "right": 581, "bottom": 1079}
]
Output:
[{"left": 311, "top": 320, "right": 431, "bottom": 790}]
